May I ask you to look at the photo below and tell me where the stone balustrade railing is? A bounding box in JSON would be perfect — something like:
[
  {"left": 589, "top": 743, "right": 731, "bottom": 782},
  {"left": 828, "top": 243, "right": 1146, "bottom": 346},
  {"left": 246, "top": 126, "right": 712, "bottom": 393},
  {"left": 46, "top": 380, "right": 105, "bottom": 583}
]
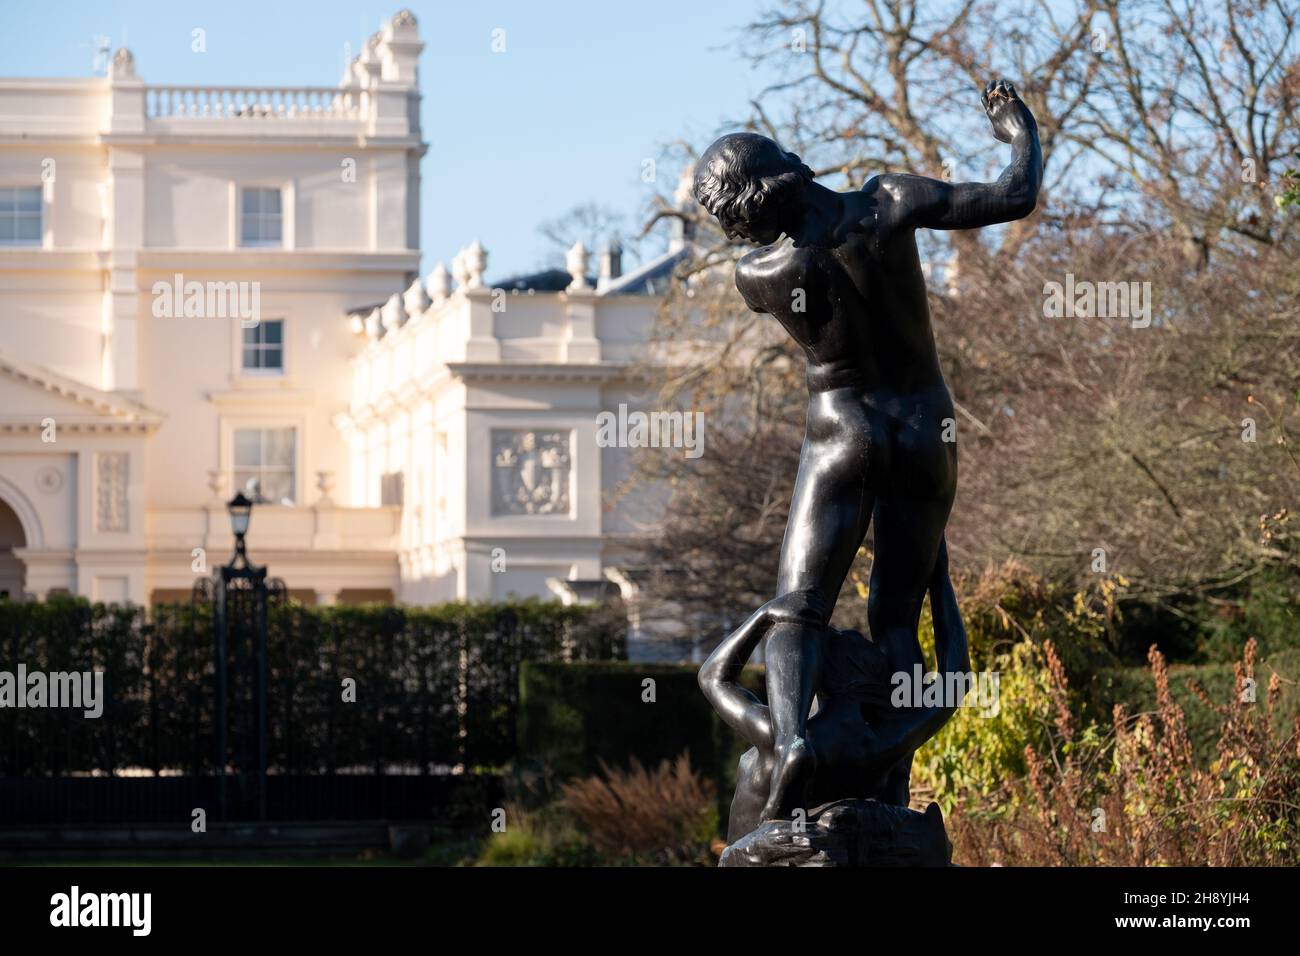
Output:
[
  {"left": 145, "top": 85, "right": 366, "bottom": 121},
  {"left": 146, "top": 503, "right": 400, "bottom": 552}
]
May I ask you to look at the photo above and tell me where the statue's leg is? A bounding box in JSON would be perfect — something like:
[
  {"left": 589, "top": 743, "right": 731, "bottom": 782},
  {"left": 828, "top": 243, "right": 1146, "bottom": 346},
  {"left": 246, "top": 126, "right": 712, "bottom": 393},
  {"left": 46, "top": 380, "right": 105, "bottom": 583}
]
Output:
[
  {"left": 868, "top": 442, "right": 961, "bottom": 806},
  {"left": 760, "top": 620, "right": 821, "bottom": 821},
  {"left": 762, "top": 428, "right": 874, "bottom": 820}
]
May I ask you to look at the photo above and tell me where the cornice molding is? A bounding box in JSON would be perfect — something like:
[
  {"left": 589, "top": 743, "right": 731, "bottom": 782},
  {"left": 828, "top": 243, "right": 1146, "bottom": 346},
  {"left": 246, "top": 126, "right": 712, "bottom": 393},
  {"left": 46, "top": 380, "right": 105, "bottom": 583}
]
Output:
[
  {"left": 445, "top": 362, "right": 632, "bottom": 383},
  {"left": 137, "top": 249, "right": 419, "bottom": 272}
]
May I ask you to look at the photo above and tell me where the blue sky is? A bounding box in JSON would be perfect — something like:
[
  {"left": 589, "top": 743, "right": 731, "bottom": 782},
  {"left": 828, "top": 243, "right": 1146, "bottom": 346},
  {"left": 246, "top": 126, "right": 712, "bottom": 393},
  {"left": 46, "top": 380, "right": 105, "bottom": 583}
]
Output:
[{"left": 3, "top": 1, "right": 761, "bottom": 276}]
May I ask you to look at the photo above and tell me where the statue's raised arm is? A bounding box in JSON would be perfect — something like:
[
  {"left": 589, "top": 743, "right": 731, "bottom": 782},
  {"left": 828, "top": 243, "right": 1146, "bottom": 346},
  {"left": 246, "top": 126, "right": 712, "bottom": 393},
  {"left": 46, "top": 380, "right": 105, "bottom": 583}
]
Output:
[{"left": 880, "top": 79, "right": 1042, "bottom": 232}]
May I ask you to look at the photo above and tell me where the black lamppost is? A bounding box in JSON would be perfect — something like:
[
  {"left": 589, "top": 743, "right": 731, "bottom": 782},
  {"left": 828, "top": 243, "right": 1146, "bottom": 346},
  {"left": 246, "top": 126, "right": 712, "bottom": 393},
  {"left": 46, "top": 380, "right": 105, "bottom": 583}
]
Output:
[
  {"left": 213, "top": 491, "right": 271, "bottom": 821},
  {"left": 227, "top": 491, "right": 253, "bottom": 566}
]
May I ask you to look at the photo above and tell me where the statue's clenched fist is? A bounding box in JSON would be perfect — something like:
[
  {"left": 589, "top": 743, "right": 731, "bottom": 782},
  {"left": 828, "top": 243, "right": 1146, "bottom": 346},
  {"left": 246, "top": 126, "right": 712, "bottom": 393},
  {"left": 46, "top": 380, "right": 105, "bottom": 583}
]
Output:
[{"left": 982, "top": 78, "right": 1036, "bottom": 144}]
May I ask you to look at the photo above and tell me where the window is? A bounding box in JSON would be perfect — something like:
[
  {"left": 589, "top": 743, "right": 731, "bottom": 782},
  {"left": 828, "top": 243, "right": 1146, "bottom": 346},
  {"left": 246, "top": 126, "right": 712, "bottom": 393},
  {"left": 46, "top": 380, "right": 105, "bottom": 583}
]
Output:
[
  {"left": 380, "top": 471, "right": 404, "bottom": 507},
  {"left": 240, "top": 187, "right": 282, "bottom": 247},
  {"left": 0, "top": 187, "right": 41, "bottom": 245},
  {"left": 241, "top": 319, "right": 284, "bottom": 373},
  {"left": 233, "top": 427, "right": 296, "bottom": 504}
]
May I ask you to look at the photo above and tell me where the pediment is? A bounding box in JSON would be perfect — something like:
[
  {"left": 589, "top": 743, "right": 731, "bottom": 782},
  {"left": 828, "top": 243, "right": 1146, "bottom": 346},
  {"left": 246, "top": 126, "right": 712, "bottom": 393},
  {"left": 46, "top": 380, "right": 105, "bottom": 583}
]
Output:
[{"left": 0, "top": 351, "right": 164, "bottom": 433}]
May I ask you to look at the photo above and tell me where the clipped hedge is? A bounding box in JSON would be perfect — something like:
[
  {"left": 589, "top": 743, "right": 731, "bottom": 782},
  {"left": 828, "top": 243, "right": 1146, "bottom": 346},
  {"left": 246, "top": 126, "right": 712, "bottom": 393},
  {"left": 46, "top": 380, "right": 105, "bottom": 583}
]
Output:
[
  {"left": 0, "top": 595, "right": 621, "bottom": 777},
  {"left": 517, "top": 660, "right": 765, "bottom": 824},
  {"left": 1083, "top": 647, "right": 1300, "bottom": 762}
]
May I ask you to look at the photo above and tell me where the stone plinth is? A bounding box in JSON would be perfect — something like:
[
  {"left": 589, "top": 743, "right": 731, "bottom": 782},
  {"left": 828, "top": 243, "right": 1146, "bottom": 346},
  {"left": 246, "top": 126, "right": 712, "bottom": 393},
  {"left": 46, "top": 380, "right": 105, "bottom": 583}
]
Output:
[{"left": 719, "top": 799, "right": 952, "bottom": 867}]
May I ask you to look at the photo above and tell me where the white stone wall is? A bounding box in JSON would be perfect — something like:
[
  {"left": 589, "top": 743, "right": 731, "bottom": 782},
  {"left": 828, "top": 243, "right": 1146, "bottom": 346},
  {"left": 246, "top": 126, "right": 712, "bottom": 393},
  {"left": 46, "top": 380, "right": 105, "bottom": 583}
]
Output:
[
  {"left": 339, "top": 259, "right": 672, "bottom": 606},
  {"left": 0, "top": 14, "right": 424, "bottom": 604},
  {"left": 0, "top": 10, "right": 676, "bottom": 613}
]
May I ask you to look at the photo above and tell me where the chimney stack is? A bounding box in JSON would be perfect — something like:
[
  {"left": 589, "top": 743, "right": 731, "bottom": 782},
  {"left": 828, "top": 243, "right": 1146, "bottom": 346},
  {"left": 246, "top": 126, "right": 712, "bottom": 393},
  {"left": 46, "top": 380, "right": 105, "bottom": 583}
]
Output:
[{"left": 598, "top": 240, "right": 623, "bottom": 290}]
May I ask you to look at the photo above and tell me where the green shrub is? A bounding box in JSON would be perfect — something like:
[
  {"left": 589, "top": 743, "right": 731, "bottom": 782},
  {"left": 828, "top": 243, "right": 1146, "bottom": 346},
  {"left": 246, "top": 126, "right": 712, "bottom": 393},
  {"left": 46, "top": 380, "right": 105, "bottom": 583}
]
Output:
[
  {"left": 1083, "top": 646, "right": 1300, "bottom": 762},
  {"left": 477, "top": 755, "right": 718, "bottom": 866},
  {"left": 913, "top": 641, "right": 1060, "bottom": 812},
  {"left": 558, "top": 754, "right": 717, "bottom": 865},
  {"left": 477, "top": 824, "right": 552, "bottom": 867},
  {"left": 1192, "top": 566, "right": 1300, "bottom": 663},
  {"left": 475, "top": 805, "right": 600, "bottom": 867},
  {"left": 951, "top": 640, "right": 1300, "bottom": 866},
  {"left": 517, "top": 660, "right": 762, "bottom": 832}
]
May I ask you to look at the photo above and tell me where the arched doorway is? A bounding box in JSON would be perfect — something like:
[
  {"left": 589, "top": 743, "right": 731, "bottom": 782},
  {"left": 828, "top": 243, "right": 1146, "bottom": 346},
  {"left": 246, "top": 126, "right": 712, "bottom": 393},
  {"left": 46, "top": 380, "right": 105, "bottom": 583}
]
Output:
[{"left": 0, "top": 498, "right": 27, "bottom": 600}]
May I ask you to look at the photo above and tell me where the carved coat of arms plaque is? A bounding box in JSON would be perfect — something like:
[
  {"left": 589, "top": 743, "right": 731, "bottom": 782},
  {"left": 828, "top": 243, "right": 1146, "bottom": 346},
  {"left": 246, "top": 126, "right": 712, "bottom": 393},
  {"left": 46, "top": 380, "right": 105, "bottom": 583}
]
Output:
[{"left": 491, "top": 430, "right": 572, "bottom": 516}]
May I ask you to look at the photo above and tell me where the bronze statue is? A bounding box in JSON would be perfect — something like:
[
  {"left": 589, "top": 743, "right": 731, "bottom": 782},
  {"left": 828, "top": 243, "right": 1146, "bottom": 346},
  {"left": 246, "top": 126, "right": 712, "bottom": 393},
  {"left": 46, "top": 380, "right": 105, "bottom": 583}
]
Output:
[{"left": 693, "top": 79, "right": 1042, "bottom": 852}]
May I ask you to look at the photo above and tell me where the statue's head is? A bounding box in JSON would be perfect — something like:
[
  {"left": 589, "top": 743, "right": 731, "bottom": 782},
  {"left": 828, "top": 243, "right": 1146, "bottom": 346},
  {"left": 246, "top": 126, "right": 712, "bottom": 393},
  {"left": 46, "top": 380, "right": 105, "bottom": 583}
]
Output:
[
  {"left": 819, "top": 626, "right": 892, "bottom": 708},
  {"left": 692, "top": 132, "right": 814, "bottom": 245}
]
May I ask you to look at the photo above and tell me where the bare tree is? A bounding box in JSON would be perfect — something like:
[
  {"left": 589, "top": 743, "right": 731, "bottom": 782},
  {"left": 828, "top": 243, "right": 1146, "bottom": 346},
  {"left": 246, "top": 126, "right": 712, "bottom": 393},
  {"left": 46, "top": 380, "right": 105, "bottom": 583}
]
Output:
[
  {"left": 630, "top": 0, "right": 1300, "bottom": 628},
  {"left": 1072, "top": 0, "right": 1300, "bottom": 265},
  {"left": 536, "top": 202, "right": 641, "bottom": 270},
  {"left": 740, "top": 0, "right": 1104, "bottom": 256}
]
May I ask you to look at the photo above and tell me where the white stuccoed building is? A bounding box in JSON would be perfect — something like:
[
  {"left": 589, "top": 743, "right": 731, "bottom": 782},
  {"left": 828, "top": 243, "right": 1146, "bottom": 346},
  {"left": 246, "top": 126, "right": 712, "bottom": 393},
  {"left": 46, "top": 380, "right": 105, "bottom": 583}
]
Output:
[
  {"left": 340, "top": 235, "right": 686, "bottom": 606},
  {"left": 0, "top": 10, "right": 688, "bottom": 634}
]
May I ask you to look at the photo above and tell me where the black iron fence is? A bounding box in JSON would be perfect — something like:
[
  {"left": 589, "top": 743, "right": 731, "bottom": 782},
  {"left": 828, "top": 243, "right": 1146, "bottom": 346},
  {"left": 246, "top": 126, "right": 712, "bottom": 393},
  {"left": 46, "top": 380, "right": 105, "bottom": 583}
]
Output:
[{"left": 0, "top": 596, "right": 621, "bottom": 823}]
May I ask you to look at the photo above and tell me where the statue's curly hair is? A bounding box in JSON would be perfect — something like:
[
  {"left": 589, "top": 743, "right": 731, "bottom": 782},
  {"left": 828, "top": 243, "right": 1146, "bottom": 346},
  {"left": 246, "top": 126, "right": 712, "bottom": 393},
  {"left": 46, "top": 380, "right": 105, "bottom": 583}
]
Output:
[{"left": 692, "top": 132, "right": 814, "bottom": 235}]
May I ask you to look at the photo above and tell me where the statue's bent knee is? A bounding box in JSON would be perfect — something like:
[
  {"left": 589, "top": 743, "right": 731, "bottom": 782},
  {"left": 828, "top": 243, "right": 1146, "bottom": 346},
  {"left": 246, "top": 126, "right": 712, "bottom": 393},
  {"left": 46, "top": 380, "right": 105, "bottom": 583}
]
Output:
[{"left": 771, "top": 588, "right": 832, "bottom": 628}]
